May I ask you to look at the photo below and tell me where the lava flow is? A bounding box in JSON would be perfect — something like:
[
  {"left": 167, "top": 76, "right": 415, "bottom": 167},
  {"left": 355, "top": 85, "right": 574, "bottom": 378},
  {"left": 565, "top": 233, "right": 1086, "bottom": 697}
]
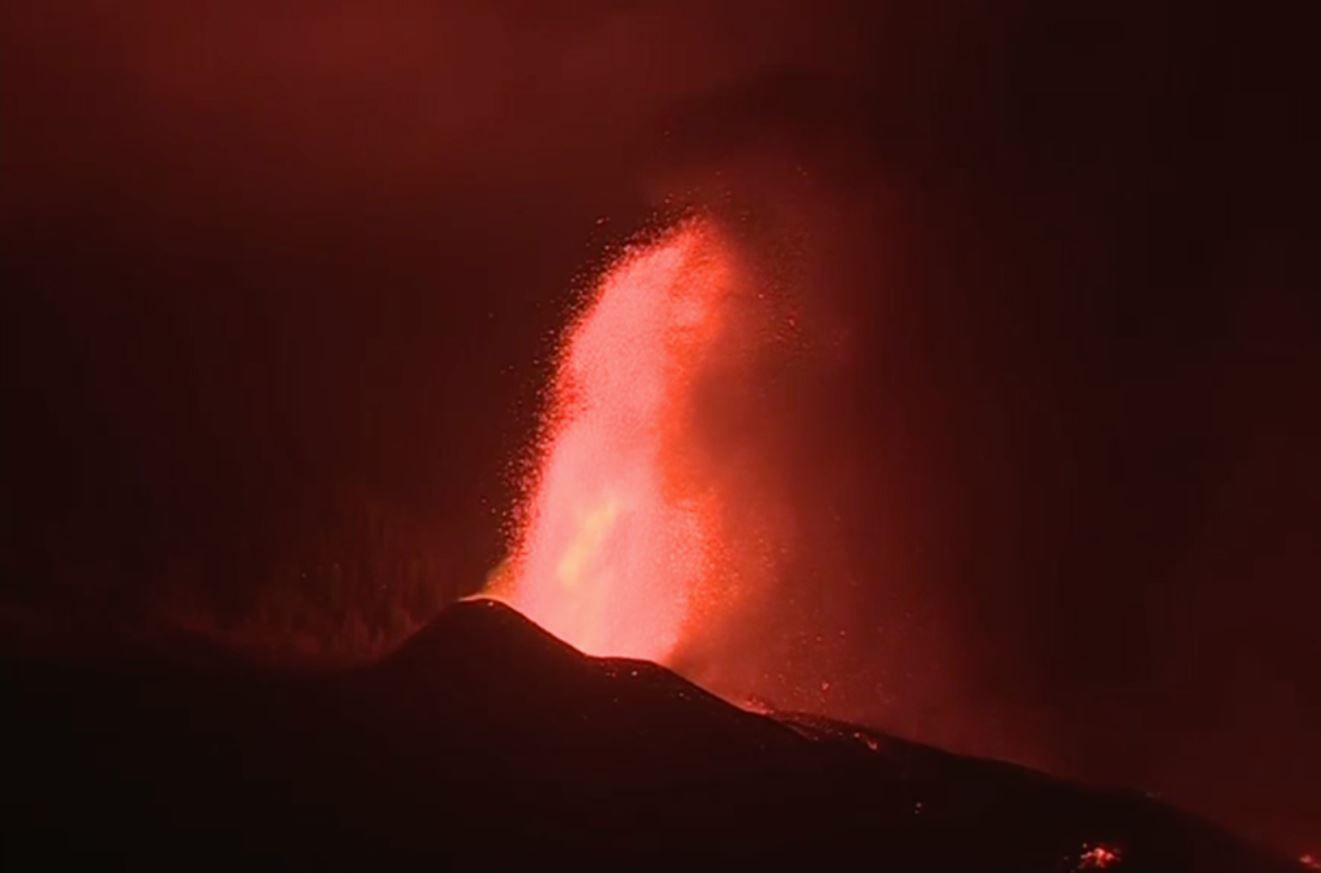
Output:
[{"left": 488, "top": 219, "right": 742, "bottom": 661}]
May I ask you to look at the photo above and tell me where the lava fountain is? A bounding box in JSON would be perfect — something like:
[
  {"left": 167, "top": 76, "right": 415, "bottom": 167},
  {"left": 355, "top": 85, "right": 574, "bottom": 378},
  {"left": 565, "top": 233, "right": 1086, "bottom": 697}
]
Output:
[{"left": 488, "top": 218, "right": 745, "bottom": 661}]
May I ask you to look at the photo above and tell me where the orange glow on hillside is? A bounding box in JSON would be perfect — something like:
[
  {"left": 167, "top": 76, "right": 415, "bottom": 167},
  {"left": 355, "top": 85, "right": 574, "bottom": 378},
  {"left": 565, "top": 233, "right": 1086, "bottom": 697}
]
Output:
[
  {"left": 1078, "top": 843, "right": 1122, "bottom": 869},
  {"left": 490, "top": 219, "right": 740, "bottom": 661}
]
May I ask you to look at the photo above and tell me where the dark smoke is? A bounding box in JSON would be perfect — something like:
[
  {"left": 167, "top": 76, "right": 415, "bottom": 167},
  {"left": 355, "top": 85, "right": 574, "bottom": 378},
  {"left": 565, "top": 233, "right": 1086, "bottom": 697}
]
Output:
[{"left": 2, "top": 0, "right": 1316, "bottom": 854}]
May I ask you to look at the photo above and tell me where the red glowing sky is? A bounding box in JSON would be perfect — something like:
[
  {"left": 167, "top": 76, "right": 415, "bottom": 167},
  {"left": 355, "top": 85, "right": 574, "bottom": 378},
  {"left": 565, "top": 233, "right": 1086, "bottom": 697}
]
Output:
[{"left": 5, "top": 2, "right": 1316, "bottom": 855}]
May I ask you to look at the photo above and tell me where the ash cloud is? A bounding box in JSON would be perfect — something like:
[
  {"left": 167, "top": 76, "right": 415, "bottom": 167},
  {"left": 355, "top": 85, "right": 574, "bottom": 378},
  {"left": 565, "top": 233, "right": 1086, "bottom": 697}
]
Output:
[{"left": 3, "top": 0, "right": 1316, "bottom": 853}]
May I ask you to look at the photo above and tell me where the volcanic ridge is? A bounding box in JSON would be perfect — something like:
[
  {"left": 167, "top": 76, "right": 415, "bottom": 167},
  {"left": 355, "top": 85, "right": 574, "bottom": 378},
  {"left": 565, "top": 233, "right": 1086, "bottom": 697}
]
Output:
[{"left": 2, "top": 598, "right": 1297, "bottom": 870}]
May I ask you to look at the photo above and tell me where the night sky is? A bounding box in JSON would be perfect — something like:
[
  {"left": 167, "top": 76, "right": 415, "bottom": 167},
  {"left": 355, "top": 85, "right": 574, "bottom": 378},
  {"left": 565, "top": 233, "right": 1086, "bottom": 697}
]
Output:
[{"left": 3, "top": 1, "right": 1316, "bottom": 854}]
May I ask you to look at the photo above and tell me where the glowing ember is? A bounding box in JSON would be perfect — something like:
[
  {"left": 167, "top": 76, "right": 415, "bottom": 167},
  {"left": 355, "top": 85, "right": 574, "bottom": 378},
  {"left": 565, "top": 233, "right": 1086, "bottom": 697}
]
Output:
[
  {"left": 1078, "top": 843, "right": 1122, "bottom": 869},
  {"left": 490, "top": 219, "right": 739, "bottom": 660}
]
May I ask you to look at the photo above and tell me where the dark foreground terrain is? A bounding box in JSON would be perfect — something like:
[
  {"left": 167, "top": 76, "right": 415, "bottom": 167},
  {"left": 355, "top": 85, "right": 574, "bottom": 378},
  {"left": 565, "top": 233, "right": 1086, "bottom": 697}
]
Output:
[{"left": 3, "top": 599, "right": 1298, "bottom": 869}]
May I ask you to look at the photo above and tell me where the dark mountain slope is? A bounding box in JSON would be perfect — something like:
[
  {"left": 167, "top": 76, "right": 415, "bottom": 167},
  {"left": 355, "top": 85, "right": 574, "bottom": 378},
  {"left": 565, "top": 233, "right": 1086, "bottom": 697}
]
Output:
[{"left": 2, "top": 599, "right": 1297, "bottom": 869}]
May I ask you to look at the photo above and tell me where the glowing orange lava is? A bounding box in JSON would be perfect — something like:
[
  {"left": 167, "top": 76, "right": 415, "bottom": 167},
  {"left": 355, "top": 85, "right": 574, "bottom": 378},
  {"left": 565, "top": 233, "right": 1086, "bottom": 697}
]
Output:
[
  {"left": 1078, "top": 843, "right": 1122, "bottom": 869},
  {"left": 489, "top": 219, "right": 738, "bottom": 661}
]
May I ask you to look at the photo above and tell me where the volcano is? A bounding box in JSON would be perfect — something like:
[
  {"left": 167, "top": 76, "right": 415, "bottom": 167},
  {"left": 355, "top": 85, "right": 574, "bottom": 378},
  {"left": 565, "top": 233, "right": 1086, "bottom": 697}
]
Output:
[{"left": 2, "top": 599, "right": 1297, "bottom": 870}]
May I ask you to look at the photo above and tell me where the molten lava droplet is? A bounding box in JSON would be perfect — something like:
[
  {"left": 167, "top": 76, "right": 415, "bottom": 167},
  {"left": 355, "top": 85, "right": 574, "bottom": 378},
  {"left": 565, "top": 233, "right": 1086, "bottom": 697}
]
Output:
[{"left": 492, "top": 220, "right": 737, "bottom": 661}]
